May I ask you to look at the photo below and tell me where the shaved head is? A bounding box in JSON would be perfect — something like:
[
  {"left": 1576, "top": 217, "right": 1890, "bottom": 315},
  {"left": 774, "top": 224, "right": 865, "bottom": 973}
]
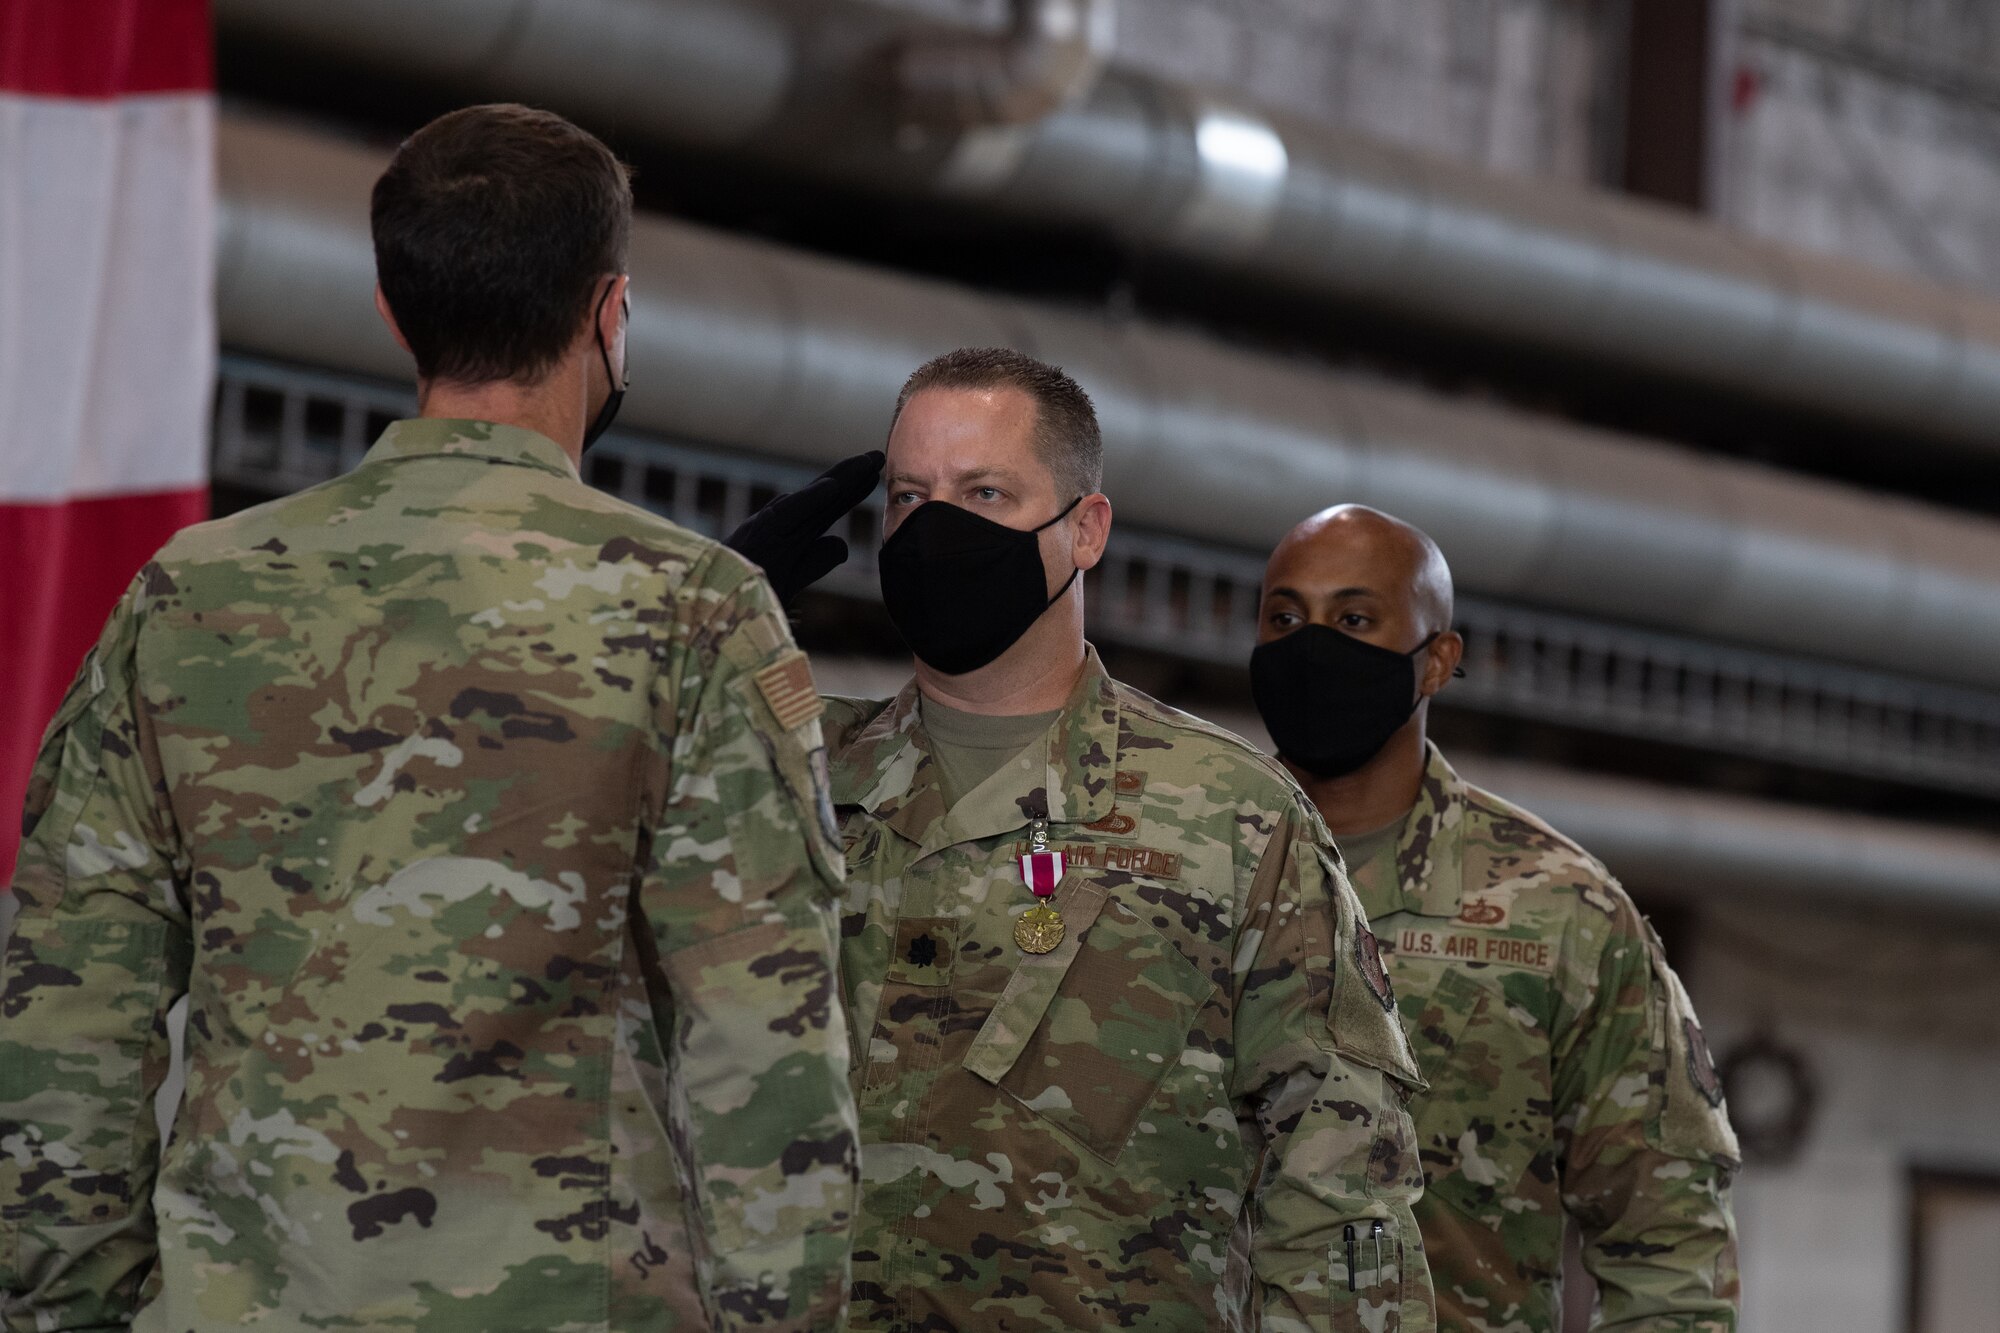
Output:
[
  {"left": 1260, "top": 505, "right": 1455, "bottom": 643},
  {"left": 1254, "top": 504, "right": 1463, "bottom": 814}
]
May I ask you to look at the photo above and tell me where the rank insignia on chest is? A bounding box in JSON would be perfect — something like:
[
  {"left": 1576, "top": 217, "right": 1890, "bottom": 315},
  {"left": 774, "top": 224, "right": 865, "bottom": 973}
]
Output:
[{"left": 1015, "top": 821, "right": 1067, "bottom": 954}]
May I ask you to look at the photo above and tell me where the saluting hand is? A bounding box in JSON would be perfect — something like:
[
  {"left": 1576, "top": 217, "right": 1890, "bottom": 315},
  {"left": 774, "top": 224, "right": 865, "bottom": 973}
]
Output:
[{"left": 724, "top": 451, "right": 885, "bottom": 609}]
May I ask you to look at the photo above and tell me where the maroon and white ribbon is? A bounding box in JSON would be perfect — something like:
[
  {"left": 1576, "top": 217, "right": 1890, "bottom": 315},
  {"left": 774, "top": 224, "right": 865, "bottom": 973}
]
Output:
[{"left": 1019, "top": 850, "right": 1066, "bottom": 898}]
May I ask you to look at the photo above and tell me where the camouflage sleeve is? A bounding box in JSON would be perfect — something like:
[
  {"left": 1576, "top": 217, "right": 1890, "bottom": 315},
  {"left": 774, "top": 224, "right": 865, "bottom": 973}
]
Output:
[
  {"left": 642, "top": 560, "right": 859, "bottom": 1333},
  {"left": 1553, "top": 894, "right": 1741, "bottom": 1331},
  {"left": 1, "top": 575, "right": 193, "bottom": 1327},
  {"left": 1232, "top": 800, "right": 1436, "bottom": 1333}
]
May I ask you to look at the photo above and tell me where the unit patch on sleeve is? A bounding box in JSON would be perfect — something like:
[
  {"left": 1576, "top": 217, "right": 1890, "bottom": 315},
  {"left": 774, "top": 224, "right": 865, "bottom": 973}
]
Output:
[
  {"left": 1356, "top": 927, "right": 1396, "bottom": 1012},
  {"left": 1684, "top": 1017, "right": 1726, "bottom": 1108},
  {"left": 809, "top": 746, "right": 840, "bottom": 844}
]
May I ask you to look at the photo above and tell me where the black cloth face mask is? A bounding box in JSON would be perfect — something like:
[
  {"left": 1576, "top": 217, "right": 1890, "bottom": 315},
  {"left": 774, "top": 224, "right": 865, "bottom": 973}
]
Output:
[
  {"left": 1251, "top": 624, "right": 1440, "bottom": 779},
  {"left": 878, "top": 496, "right": 1082, "bottom": 675},
  {"left": 581, "top": 285, "right": 628, "bottom": 454}
]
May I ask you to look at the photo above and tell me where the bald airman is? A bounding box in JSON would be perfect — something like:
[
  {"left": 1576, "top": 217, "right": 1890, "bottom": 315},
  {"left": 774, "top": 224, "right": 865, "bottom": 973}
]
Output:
[{"left": 1249, "top": 504, "right": 1741, "bottom": 1332}]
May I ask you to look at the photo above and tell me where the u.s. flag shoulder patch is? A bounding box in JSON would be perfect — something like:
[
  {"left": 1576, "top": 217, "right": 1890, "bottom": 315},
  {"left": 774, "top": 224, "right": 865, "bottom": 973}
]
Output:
[{"left": 754, "top": 650, "right": 825, "bottom": 732}]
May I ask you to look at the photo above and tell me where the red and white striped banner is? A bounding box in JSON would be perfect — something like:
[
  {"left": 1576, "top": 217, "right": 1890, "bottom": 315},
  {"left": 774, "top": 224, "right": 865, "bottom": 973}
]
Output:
[{"left": 0, "top": 0, "right": 214, "bottom": 883}]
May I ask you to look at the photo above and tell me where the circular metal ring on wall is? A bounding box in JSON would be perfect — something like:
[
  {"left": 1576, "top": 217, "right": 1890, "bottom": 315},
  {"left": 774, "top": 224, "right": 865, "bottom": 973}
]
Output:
[{"left": 1717, "top": 1032, "right": 1818, "bottom": 1166}]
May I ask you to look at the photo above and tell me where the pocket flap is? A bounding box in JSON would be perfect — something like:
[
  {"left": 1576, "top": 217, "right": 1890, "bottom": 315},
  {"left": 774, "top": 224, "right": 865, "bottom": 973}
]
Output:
[
  {"left": 964, "top": 880, "right": 1109, "bottom": 1086},
  {"left": 1411, "top": 964, "right": 1487, "bottom": 1081},
  {"left": 1410, "top": 964, "right": 1552, "bottom": 1219}
]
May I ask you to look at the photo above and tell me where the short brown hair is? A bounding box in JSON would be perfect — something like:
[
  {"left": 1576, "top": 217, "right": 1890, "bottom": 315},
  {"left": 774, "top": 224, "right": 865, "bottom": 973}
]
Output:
[
  {"left": 372, "top": 104, "right": 632, "bottom": 385},
  {"left": 892, "top": 347, "right": 1103, "bottom": 500}
]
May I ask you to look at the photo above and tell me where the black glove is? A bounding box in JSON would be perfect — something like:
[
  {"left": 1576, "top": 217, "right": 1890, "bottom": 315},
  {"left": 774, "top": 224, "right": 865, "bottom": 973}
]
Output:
[{"left": 723, "top": 451, "right": 885, "bottom": 608}]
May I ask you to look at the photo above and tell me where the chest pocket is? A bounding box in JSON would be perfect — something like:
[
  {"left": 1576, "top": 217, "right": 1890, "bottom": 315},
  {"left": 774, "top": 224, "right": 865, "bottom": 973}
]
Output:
[
  {"left": 1405, "top": 963, "right": 1554, "bottom": 1225},
  {"left": 964, "top": 879, "right": 1216, "bottom": 1164}
]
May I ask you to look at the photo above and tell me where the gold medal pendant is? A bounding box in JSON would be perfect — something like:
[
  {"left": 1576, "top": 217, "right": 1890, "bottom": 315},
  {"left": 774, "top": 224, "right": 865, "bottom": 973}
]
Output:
[
  {"left": 1016, "top": 818, "right": 1068, "bottom": 953},
  {"left": 1014, "top": 902, "right": 1066, "bottom": 954}
]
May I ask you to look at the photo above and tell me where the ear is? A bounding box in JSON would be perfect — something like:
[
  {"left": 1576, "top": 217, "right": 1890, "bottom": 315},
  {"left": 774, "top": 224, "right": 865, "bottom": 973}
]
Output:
[
  {"left": 374, "top": 284, "right": 412, "bottom": 354},
  {"left": 1418, "top": 630, "right": 1464, "bottom": 697},
  {"left": 1070, "top": 493, "right": 1114, "bottom": 571},
  {"left": 596, "top": 273, "right": 630, "bottom": 351}
]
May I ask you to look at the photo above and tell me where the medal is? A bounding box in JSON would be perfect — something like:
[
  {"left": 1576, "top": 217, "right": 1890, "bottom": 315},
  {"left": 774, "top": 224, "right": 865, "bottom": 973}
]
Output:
[{"left": 1015, "top": 818, "right": 1066, "bottom": 955}]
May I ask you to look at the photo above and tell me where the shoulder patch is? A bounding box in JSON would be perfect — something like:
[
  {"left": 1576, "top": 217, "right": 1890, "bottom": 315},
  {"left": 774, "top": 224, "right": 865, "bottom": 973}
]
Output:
[
  {"left": 754, "top": 651, "right": 824, "bottom": 732},
  {"left": 808, "top": 746, "right": 840, "bottom": 844},
  {"left": 1356, "top": 926, "right": 1396, "bottom": 1012},
  {"left": 1684, "top": 1016, "right": 1725, "bottom": 1108}
]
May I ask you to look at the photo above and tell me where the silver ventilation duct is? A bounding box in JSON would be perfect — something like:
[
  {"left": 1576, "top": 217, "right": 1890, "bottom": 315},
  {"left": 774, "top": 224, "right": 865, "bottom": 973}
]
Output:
[
  {"left": 1457, "top": 757, "right": 2000, "bottom": 918},
  {"left": 216, "top": 0, "right": 2000, "bottom": 455},
  {"left": 215, "top": 115, "right": 2000, "bottom": 691},
  {"left": 894, "top": 0, "right": 1115, "bottom": 129}
]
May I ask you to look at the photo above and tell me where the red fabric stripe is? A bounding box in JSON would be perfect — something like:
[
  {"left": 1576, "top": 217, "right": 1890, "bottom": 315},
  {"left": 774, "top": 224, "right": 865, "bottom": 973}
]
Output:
[
  {"left": 1022, "top": 853, "right": 1062, "bottom": 897},
  {"left": 0, "top": 486, "right": 207, "bottom": 885},
  {"left": 0, "top": 0, "right": 212, "bottom": 97}
]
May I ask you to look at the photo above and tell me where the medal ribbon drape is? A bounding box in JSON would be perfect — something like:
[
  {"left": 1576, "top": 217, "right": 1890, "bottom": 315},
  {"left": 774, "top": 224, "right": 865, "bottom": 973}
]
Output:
[{"left": 1014, "top": 818, "right": 1067, "bottom": 954}]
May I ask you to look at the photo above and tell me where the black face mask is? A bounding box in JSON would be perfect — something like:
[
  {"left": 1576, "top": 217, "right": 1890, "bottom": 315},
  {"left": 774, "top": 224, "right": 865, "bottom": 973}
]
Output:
[
  {"left": 1251, "top": 624, "right": 1440, "bottom": 779},
  {"left": 878, "top": 497, "right": 1082, "bottom": 675},
  {"left": 581, "top": 286, "right": 628, "bottom": 454}
]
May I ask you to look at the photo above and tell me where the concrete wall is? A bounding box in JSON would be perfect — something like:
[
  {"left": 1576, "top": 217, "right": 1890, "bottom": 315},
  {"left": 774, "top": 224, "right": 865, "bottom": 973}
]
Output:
[
  {"left": 1721, "top": 0, "right": 2000, "bottom": 290},
  {"left": 1689, "top": 896, "right": 2000, "bottom": 1330},
  {"left": 877, "top": 0, "right": 2000, "bottom": 288}
]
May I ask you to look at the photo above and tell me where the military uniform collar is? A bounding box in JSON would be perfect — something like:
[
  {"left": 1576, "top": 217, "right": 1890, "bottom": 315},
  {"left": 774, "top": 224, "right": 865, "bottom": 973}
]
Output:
[
  {"left": 362, "top": 418, "right": 579, "bottom": 480},
  {"left": 831, "top": 646, "right": 1120, "bottom": 858},
  {"left": 1353, "top": 741, "right": 1468, "bottom": 920}
]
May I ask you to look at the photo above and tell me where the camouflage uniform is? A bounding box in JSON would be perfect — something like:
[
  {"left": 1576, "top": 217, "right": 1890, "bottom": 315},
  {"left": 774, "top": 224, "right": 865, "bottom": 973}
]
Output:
[
  {"left": 1343, "top": 743, "right": 1738, "bottom": 1332},
  {"left": 824, "top": 650, "right": 1436, "bottom": 1333},
  {"left": 0, "top": 420, "right": 858, "bottom": 1332}
]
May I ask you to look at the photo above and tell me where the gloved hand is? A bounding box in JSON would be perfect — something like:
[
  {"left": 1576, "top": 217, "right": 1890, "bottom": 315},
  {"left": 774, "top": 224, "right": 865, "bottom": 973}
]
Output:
[{"left": 723, "top": 451, "right": 885, "bottom": 608}]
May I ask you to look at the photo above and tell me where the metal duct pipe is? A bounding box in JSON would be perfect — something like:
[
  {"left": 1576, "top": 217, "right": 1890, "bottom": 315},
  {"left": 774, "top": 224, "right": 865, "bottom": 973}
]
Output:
[
  {"left": 896, "top": 0, "right": 1115, "bottom": 128},
  {"left": 216, "top": 0, "right": 2000, "bottom": 455},
  {"left": 1456, "top": 757, "right": 2000, "bottom": 918},
  {"left": 215, "top": 116, "right": 2000, "bottom": 691},
  {"left": 215, "top": 0, "right": 797, "bottom": 150}
]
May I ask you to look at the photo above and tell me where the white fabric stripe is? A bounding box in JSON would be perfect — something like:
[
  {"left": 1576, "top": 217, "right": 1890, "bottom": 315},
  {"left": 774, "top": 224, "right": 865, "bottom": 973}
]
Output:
[{"left": 0, "top": 91, "right": 214, "bottom": 502}]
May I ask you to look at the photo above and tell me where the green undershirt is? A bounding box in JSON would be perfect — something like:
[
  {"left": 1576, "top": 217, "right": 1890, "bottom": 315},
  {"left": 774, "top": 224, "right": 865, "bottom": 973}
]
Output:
[
  {"left": 1334, "top": 814, "right": 1407, "bottom": 883},
  {"left": 920, "top": 698, "right": 1061, "bottom": 810}
]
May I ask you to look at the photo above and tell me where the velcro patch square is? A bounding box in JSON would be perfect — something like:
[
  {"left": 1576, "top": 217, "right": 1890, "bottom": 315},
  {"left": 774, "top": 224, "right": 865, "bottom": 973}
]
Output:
[{"left": 754, "top": 651, "right": 824, "bottom": 732}]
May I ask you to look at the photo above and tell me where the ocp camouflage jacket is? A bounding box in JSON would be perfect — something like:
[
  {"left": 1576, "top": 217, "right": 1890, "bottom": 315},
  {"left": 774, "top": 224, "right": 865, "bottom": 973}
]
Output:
[
  {"left": 1346, "top": 743, "right": 1739, "bottom": 1332},
  {"left": 0, "top": 419, "right": 857, "bottom": 1333},
  {"left": 826, "top": 651, "right": 1436, "bottom": 1333}
]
